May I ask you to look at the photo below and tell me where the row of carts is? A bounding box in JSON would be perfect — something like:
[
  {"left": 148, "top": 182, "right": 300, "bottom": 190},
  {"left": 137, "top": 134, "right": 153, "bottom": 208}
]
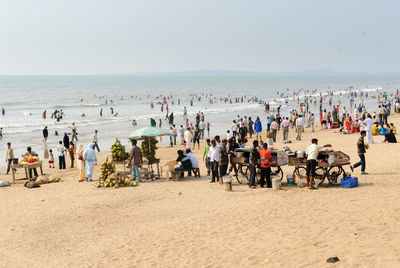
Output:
[{"left": 231, "top": 148, "right": 351, "bottom": 186}]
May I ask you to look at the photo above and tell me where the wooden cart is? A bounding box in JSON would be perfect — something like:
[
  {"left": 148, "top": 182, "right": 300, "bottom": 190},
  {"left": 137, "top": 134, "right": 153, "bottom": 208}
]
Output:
[
  {"left": 231, "top": 148, "right": 288, "bottom": 184},
  {"left": 289, "top": 150, "right": 350, "bottom": 186},
  {"left": 11, "top": 162, "right": 44, "bottom": 183}
]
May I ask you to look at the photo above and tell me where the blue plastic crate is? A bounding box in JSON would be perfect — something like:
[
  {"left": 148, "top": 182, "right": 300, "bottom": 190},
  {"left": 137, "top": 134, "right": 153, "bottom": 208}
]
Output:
[{"left": 341, "top": 177, "right": 358, "bottom": 188}]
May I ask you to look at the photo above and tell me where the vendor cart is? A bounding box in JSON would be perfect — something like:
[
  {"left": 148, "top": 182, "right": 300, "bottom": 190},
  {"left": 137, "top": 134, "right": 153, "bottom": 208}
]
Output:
[
  {"left": 231, "top": 148, "right": 288, "bottom": 184},
  {"left": 289, "top": 150, "right": 350, "bottom": 186}
]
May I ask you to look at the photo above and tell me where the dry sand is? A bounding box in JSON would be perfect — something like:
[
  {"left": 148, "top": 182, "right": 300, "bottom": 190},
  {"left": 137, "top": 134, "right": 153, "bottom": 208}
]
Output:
[{"left": 1, "top": 114, "right": 400, "bottom": 267}]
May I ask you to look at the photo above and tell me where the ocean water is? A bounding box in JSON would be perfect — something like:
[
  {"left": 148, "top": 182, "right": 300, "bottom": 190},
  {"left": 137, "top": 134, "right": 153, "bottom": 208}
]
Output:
[{"left": 0, "top": 75, "right": 398, "bottom": 165}]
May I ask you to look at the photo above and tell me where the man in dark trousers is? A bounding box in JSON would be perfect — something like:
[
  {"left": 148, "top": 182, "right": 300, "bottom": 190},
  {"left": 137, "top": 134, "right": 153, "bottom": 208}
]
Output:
[
  {"left": 259, "top": 143, "right": 272, "bottom": 188},
  {"left": 42, "top": 126, "right": 48, "bottom": 142},
  {"left": 249, "top": 140, "right": 260, "bottom": 188},
  {"left": 350, "top": 131, "right": 368, "bottom": 175}
]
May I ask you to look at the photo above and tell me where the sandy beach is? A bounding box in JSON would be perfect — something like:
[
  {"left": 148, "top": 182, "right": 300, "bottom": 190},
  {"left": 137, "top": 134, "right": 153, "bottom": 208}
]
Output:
[{"left": 0, "top": 112, "right": 399, "bottom": 267}]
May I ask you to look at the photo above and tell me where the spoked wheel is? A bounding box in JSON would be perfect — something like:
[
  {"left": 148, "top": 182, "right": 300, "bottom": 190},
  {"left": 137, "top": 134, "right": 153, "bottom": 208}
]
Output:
[
  {"left": 293, "top": 166, "right": 326, "bottom": 186},
  {"left": 314, "top": 167, "right": 326, "bottom": 186},
  {"left": 327, "top": 166, "right": 345, "bottom": 185},
  {"left": 293, "top": 166, "right": 307, "bottom": 185},
  {"left": 235, "top": 165, "right": 250, "bottom": 184},
  {"left": 271, "top": 166, "right": 284, "bottom": 181}
]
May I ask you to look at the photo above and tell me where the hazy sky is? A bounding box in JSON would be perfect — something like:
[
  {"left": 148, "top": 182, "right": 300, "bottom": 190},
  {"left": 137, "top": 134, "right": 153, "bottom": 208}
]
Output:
[{"left": 0, "top": 0, "right": 399, "bottom": 75}]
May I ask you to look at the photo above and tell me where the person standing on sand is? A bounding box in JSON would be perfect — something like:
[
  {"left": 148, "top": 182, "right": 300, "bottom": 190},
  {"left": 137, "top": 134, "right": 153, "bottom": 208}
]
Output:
[
  {"left": 218, "top": 139, "right": 229, "bottom": 184},
  {"left": 203, "top": 139, "right": 211, "bottom": 176},
  {"left": 68, "top": 141, "right": 75, "bottom": 168},
  {"left": 206, "top": 122, "right": 210, "bottom": 138},
  {"left": 172, "top": 124, "right": 177, "bottom": 145},
  {"left": 207, "top": 139, "right": 219, "bottom": 183},
  {"left": 259, "top": 143, "right": 272, "bottom": 188},
  {"left": 198, "top": 120, "right": 205, "bottom": 139},
  {"left": 76, "top": 144, "right": 85, "bottom": 181},
  {"left": 305, "top": 139, "right": 331, "bottom": 189},
  {"left": 270, "top": 119, "right": 278, "bottom": 142},
  {"left": 129, "top": 139, "right": 142, "bottom": 182},
  {"left": 310, "top": 113, "right": 315, "bottom": 132},
  {"left": 295, "top": 115, "right": 304, "bottom": 141},
  {"left": 281, "top": 117, "right": 290, "bottom": 141},
  {"left": 184, "top": 127, "right": 193, "bottom": 149},
  {"left": 350, "top": 131, "right": 368, "bottom": 175},
  {"left": 248, "top": 117, "right": 254, "bottom": 138},
  {"left": 22, "top": 147, "right": 39, "bottom": 178},
  {"left": 63, "top": 133, "right": 70, "bottom": 150},
  {"left": 5, "top": 142, "right": 14, "bottom": 175},
  {"left": 179, "top": 125, "right": 185, "bottom": 142},
  {"left": 92, "top": 130, "right": 100, "bottom": 152},
  {"left": 363, "top": 114, "right": 374, "bottom": 144},
  {"left": 83, "top": 144, "right": 97, "bottom": 181},
  {"left": 254, "top": 117, "right": 262, "bottom": 141},
  {"left": 231, "top": 120, "right": 238, "bottom": 138},
  {"left": 248, "top": 140, "right": 260, "bottom": 189},
  {"left": 57, "top": 141, "right": 66, "bottom": 169},
  {"left": 42, "top": 126, "right": 48, "bottom": 143},
  {"left": 71, "top": 122, "right": 78, "bottom": 142}
]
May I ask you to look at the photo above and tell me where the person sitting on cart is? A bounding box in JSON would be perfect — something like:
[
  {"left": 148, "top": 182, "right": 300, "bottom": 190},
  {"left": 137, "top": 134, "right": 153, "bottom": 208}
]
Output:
[
  {"left": 305, "top": 138, "right": 332, "bottom": 189},
  {"left": 259, "top": 143, "right": 273, "bottom": 188},
  {"left": 249, "top": 140, "right": 260, "bottom": 189},
  {"left": 174, "top": 150, "right": 192, "bottom": 176}
]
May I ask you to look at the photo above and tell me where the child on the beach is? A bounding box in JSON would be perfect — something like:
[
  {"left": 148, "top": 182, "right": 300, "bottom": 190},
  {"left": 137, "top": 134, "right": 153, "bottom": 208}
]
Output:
[{"left": 48, "top": 149, "right": 55, "bottom": 168}]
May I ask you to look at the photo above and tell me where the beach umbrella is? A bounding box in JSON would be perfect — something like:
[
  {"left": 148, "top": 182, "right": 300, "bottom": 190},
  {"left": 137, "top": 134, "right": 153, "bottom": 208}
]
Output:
[
  {"left": 128, "top": 127, "right": 173, "bottom": 161},
  {"left": 128, "top": 127, "right": 173, "bottom": 140}
]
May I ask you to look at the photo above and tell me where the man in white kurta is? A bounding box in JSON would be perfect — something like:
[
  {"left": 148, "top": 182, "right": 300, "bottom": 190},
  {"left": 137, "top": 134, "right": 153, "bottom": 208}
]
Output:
[{"left": 363, "top": 115, "right": 374, "bottom": 144}]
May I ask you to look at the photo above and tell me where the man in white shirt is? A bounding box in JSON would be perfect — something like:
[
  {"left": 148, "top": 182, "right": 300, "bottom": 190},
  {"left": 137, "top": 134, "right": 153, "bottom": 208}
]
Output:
[
  {"left": 184, "top": 127, "right": 193, "bottom": 149},
  {"left": 207, "top": 139, "right": 220, "bottom": 183},
  {"left": 57, "top": 141, "right": 66, "bottom": 169},
  {"left": 363, "top": 114, "right": 374, "bottom": 144},
  {"left": 185, "top": 149, "right": 199, "bottom": 176},
  {"left": 198, "top": 121, "right": 205, "bottom": 139},
  {"left": 305, "top": 138, "right": 331, "bottom": 189},
  {"left": 231, "top": 120, "right": 238, "bottom": 138},
  {"left": 295, "top": 115, "right": 304, "bottom": 141},
  {"left": 186, "top": 149, "right": 199, "bottom": 169},
  {"left": 226, "top": 130, "right": 233, "bottom": 140}
]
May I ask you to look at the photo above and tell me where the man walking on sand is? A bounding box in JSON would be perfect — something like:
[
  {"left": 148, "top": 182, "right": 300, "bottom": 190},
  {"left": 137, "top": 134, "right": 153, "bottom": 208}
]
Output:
[
  {"left": 92, "top": 130, "right": 100, "bottom": 152},
  {"left": 350, "top": 131, "right": 368, "bottom": 175},
  {"left": 5, "top": 142, "right": 14, "bottom": 174}
]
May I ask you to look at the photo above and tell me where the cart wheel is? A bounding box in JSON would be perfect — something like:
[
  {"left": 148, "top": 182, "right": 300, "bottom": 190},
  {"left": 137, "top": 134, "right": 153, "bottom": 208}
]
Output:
[
  {"left": 239, "top": 165, "right": 250, "bottom": 184},
  {"left": 271, "top": 166, "right": 284, "bottom": 181},
  {"left": 293, "top": 166, "right": 307, "bottom": 185},
  {"left": 234, "top": 165, "right": 247, "bottom": 184},
  {"left": 327, "top": 166, "right": 344, "bottom": 185},
  {"left": 314, "top": 167, "right": 326, "bottom": 186}
]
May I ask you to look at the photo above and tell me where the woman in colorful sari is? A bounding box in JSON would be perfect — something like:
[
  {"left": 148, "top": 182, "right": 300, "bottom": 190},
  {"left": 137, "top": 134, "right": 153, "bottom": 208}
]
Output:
[
  {"left": 76, "top": 144, "right": 85, "bottom": 182},
  {"left": 83, "top": 144, "right": 97, "bottom": 181}
]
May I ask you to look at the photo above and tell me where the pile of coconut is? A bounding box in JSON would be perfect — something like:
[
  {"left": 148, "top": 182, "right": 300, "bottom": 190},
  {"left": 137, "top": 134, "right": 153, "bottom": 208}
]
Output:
[{"left": 24, "top": 175, "right": 61, "bottom": 188}]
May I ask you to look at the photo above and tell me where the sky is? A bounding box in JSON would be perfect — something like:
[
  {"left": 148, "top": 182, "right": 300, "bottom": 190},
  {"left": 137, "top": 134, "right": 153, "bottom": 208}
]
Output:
[{"left": 0, "top": 0, "right": 399, "bottom": 75}]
